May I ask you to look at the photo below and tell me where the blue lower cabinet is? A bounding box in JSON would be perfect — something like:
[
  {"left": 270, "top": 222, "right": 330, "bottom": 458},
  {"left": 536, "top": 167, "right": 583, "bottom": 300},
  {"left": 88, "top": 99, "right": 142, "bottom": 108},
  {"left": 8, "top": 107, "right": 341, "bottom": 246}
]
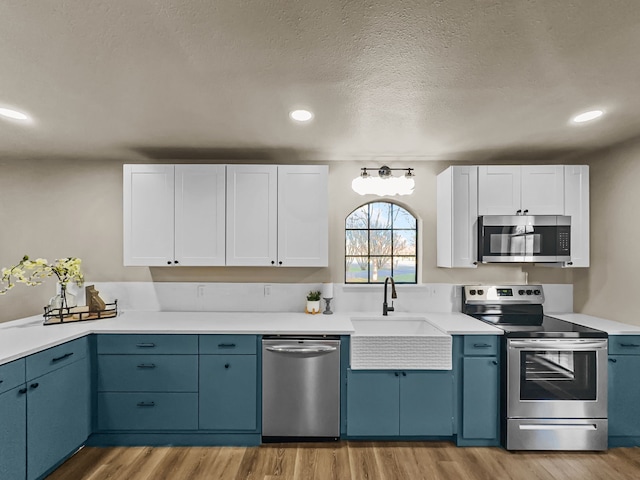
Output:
[
  {"left": 199, "top": 355, "right": 257, "bottom": 431},
  {"left": 347, "top": 370, "right": 399, "bottom": 436},
  {"left": 347, "top": 369, "right": 453, "bottom": 437},
  {"left": 27, "top": 357, "right": 91, "bottom": 480},
  {"left": 400, "top": 371, "right": 453, "bottom": 436},
  {"left": 98, "top": 392, "right": 198, "bottom": 431},
  {"left": 0, "top": 386, "right": 27, "bottom": 480},
  {"left": 461, "top": 356, "right": 499, "bottom": 441},
  {"left": 608, "top": 354, "right": 640, "bottom": 444}
]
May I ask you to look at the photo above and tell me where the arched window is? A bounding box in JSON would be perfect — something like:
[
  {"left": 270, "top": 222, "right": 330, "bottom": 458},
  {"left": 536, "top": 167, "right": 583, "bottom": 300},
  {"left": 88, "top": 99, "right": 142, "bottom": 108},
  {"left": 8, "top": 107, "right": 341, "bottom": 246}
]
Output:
[{"left": 345, "top": 201, "right": 417, "bottom": 283}]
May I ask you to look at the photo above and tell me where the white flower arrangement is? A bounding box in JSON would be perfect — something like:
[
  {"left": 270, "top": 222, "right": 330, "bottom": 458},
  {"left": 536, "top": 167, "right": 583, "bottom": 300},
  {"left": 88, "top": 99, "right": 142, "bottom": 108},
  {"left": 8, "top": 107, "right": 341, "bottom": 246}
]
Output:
[{"left": 0, "top": 255, "right": 84, "bottom": 294}]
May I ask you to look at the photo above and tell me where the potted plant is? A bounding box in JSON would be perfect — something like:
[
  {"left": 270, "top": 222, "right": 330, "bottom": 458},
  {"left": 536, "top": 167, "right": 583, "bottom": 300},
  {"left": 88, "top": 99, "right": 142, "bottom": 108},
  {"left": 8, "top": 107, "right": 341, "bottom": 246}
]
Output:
[{"left": 305, "top": 290, "right": 322, "bottom": 314}]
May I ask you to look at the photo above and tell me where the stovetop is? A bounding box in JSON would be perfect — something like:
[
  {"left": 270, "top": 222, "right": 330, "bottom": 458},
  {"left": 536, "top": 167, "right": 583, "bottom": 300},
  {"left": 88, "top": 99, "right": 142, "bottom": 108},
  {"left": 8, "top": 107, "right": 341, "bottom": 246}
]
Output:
[{"left": 462, "top": 285, "right": 607, "bottom": 339}]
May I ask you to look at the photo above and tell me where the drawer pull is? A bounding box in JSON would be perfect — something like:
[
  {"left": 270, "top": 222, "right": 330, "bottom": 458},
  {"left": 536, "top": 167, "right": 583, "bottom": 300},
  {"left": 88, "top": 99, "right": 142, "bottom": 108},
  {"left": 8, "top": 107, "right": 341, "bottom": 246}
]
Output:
[
  {"left": 609, "top": 358, "right": 617, "bottom": 363},
  {"left": 137, "top": 364, "right": 157, "bottom": 369},
  {"left": 217, "top": 343, "right": 236, "bottom": 348},
  {"left": 136, "top": 343, "right": 156, "bottom": 348},
  {"left": 30, "top": 383, "right": 39, "bottom": 389},
  {"left": 0, "top": 380, "right": 3, "bottom": 384},
  {"left": 473, "top": 343, "right": 492, "bottom": 348},
  {"left": 492, "top": 360, "right": 498, "bottom": 365},
  {"left": 137, "top": 401, "right": 156, "bottom": 407},
  {"left": 52, "top": 352, "right": 74, "bottom": 362},
  {"left": 620, "top": 343, "right": 640, "bottom": 348},
  {"left": 224, "top": 363, "right": 230, "bottom": 369},
  {"left": 19, "top": 387, "right": 27, "bottom": 394}
]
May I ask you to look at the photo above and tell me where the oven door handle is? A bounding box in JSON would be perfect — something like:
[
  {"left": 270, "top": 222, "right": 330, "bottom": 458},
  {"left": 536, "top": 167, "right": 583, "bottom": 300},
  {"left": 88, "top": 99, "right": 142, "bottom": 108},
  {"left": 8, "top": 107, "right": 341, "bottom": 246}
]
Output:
[{"left": 508, "top": 340, "right": 608, "bottom": 350}]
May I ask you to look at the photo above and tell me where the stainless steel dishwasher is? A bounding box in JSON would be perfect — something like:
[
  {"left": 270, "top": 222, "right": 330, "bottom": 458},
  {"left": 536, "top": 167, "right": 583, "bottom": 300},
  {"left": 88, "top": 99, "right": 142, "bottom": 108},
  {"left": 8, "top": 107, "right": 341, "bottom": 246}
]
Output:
[{"left": 262, "top": 336, "right": 341, "bottom": 440}]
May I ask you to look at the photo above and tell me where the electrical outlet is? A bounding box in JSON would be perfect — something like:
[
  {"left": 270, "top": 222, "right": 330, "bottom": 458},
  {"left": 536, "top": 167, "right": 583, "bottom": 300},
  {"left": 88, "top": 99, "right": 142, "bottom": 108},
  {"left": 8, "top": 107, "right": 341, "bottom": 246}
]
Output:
[
  {"left": 197, "top": 285, "right": 205, "bottom": 297},
  {"left": 264, "top": 284, "right": 271, "bottom": 296}
]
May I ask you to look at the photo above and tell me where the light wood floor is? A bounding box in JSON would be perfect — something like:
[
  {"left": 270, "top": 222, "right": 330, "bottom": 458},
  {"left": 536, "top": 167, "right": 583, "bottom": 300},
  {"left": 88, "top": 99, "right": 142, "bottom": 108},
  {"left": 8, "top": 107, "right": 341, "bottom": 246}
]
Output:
[{"left": 47, "top": 442, "right": 640, "bottom": 480}]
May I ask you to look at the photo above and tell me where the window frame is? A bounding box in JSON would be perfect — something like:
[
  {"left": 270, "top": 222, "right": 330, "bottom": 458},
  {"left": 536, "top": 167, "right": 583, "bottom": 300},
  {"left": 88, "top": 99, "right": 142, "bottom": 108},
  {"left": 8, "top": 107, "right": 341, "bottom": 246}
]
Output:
[{"left": 344, "top": 201, "right": 418, "bottom": 284}]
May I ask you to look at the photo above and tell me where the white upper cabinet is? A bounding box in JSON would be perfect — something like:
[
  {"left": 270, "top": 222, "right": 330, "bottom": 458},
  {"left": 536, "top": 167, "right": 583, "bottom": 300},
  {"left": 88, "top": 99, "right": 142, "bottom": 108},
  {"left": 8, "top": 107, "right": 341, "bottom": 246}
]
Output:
[
  {"left": 123, "top": 164, "right": 226, "bottom": 266},
  {"left": 437, "top": 166, "right": 478, "bottom": 268},
  {"left": 174, "top": 165, "right": 226, "bottom": 266},
  {"left": 226, "top": 165, "right": 278, "bottom": 266},
  {"left": 278, "top": 165, "right": 329, "bottom": 267},
  {"left": 478, "top": 165, "right": 564, "bottom": 215},
  {"left": 226, "top": 165, "right": 328, "bottom": 267},
  {"left": 563, "top": 165, "right": 589, "bottom": 267},
  {"left": 123, "top": 165, "right": 175, "bottom": 266}
]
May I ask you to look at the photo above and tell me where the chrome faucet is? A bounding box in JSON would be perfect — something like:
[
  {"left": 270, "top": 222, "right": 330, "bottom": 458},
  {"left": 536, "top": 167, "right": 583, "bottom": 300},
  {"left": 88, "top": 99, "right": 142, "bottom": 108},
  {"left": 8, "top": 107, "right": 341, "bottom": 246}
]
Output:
[{"left": 382, "top": 277, "right": 397, "bottom": 316}]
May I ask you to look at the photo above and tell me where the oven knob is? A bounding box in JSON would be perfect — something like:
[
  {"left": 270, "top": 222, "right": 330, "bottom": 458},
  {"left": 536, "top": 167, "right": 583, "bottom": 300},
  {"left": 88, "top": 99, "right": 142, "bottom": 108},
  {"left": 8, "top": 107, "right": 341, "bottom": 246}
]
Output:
[
  {"left": 477, "top": 289, "right": 484, "bottom": 295},
  {"left": 534, "top": 289, "right": 541, "bottom": 295},
  {"left": 518, "top": 289, "right": 525, "bottom": 295},
  {"left": 526, "top": 290, "right": 533, "bottom": 295},
  {"left": 469, "top": 289, "right": 476, "bottom": 295}
]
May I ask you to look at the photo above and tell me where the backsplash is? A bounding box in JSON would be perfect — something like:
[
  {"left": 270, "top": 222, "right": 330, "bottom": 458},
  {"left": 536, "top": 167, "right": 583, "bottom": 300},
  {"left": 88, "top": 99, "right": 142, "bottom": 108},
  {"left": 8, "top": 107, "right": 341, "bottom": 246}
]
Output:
[{"left": 82, "top": 282, "right": 574, "bottom": 314}]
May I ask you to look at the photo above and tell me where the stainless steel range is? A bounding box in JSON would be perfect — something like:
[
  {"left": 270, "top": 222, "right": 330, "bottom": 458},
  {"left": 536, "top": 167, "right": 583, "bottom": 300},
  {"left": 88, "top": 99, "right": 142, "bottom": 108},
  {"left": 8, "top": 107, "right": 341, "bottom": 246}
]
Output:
[{"left": 463, "top": 285, "right": 608, "bottom": 451}]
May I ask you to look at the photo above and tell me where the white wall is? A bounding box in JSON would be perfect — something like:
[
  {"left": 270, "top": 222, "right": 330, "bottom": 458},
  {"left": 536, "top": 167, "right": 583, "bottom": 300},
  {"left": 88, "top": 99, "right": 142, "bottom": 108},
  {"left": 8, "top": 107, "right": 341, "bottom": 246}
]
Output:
[{"left": 0, "top": 158, "right": 575, "bottom": 323}]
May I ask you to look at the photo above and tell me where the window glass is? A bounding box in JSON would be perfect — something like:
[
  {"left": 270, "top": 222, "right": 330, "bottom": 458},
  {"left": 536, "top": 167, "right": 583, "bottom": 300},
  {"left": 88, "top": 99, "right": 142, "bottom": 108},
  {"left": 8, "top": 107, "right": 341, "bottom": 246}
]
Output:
[{"left": 345, "top": 202, "right": 418, "bottom": 284}]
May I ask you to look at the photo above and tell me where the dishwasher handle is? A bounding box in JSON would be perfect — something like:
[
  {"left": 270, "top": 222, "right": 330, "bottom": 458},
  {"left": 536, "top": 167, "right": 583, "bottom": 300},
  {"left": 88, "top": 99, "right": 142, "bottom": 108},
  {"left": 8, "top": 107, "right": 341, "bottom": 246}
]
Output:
[{"left": 266, "top": 345, "right": 337, "bottom": 354}]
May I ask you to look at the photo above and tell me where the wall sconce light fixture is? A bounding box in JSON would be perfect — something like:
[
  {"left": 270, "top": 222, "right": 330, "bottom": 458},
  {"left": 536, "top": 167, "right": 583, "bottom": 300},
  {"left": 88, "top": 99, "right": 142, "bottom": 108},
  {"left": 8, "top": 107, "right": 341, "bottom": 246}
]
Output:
[{"left": 351, "top": 166, "right": 415, "bottom": 196}]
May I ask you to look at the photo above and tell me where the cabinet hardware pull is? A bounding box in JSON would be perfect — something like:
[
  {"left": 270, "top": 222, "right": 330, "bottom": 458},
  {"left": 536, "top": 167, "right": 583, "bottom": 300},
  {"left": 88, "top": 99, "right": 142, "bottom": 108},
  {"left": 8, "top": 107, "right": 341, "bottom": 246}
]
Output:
[
  {"left": 174, "top": 260, "right": 179, "bottom": 264},
  {"left": 402, "top": 372, "right": 407, "bottom": 376},
  {"left": 217, "top": 343, "right": 236, "bottom": 348},
  {"left": 394, "top": 372, "right": 399, "bottom": 377},
  {"left": 52, "top": 352, "right": 74, "bottom": 362},
  {"left": 137, "top": 402, "right": 155, "bottom": 407},
  {"left": 523, "top": 209, "right": 529, "bottom": 214},
  {"left": 136, "top": 343, "right": 156, "bottom": 348},
  {"left": 516, "top": 210, "right": 522, "bottom": 215},
  {"left": 30, "top": 383, "right": 39, "bottom": 389},
  {"left": 609, "top": 358, "right": 617, "bottom": 363},
  {"left": 473, "top": 343, "right": 491, "bottom": 348},
  {"left": 225, "top": 363, "right": 230, "bottom": 369},
  {"left": 271, "top": 261, "right": 275, "bottom": 265},
  {"left": 492, "top": 360, "right": 498, "bottom": 365},
  {"left": 19, "top": 388, "right": 27, "bottom": 394},
  {"left": 167, "top": 261, "right": 172, "bottom": 265},
  {"left": 620, "top": 344, "right": 640, "bottom": 348},
  {"left": 137, "top": 364, "right": 156, "bottom": 369},
  {"left": 0, "top": 380, "right": 3, "bottom": 384},
  {"left": 278, "top": 261, "right": 282, "bottom": 265}
]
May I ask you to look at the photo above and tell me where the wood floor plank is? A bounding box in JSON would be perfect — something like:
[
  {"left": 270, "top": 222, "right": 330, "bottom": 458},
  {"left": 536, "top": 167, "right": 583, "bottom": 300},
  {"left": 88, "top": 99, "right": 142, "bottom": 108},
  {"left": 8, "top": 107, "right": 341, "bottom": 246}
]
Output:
[{"left": 46, "top": 443, "right": 640, "bottom": 480}]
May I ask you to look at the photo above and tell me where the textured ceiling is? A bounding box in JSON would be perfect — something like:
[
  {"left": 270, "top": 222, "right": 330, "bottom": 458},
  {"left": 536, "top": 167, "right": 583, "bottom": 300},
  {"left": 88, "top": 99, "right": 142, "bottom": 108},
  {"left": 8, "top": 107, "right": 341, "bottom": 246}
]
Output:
[{"left": 1, "top": 0, "right": 639, "bottom": 162}]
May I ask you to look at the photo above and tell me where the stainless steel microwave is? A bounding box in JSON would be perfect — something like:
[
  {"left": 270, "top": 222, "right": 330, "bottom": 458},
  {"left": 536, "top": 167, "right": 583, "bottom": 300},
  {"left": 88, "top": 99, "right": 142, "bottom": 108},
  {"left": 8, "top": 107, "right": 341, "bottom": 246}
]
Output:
[{"left": 478, "top": 215, "right": 571, "bottom": 263}]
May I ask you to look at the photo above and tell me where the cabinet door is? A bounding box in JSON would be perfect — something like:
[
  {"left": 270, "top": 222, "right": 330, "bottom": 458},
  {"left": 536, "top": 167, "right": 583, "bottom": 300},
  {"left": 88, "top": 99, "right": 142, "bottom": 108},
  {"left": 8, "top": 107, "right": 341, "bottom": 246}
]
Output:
[
  {"left": 226, "top": 165, "right": 278, "bottom": 266},
  {"left": 564, "top": 165, "right": 589, "bottom": 267},
  {"left": 0, "top": 386, "right": 26, "bottom": 480},
  {"left": 437, "top": 166, "right": 478, "bottom": 268},
  {"left": 277, "top": 165, "right": 329, "bottom": 267},
  {"left": 27, "top": 358, "right": 90, "bottom": 480},
  {"left": 462, "top": 357, "right": 499, "bottom": 440},
  {"left": 123, "top": 164, "right": 175, "bottom": 266},
  {"left": 346, "top": 370, "right": 399, "bottom": 436},
  {"left": 400, "top": 371, "right": 453, "bottom": 436},
  {"left": 199, "top": 355, "right": 257, "bottom": 431},
  {"left": 174, "top": 165, "right": 226, "bottom": 266},
  {"left": 478, "top": 166, "right": 521, "bottom": 215},
  {"left": 608, "top": 355, "right": 640, "bottom": 437},
  {"left": 520, "top": 165, "right": 564, "bottom": 214}
]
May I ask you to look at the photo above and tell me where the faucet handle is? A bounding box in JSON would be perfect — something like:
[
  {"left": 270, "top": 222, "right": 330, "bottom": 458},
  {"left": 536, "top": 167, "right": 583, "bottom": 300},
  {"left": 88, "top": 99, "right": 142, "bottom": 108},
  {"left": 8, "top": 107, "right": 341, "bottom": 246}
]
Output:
[{"left": 387, "top": 302, "right": 395, "bottom": 312}]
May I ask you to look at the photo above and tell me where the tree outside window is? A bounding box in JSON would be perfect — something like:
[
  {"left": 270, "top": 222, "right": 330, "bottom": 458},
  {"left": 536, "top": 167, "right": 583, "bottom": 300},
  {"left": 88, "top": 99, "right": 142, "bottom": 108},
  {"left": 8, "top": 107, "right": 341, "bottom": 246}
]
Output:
[{"left": 345, "top": 202, "right": 417, "bottom": 283}]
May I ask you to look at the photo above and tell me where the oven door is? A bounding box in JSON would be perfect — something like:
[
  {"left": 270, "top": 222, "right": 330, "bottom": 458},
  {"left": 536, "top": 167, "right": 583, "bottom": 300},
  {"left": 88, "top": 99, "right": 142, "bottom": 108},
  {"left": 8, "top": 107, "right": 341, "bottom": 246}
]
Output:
[{"left": 507, "top": 338, "right": 608, "bottom": 419}]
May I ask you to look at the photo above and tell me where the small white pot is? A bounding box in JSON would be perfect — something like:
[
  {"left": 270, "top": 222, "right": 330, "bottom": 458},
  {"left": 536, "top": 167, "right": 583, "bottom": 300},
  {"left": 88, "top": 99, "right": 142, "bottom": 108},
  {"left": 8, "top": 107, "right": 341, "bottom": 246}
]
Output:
[{"left": 306, "top": 300, "right": 321, "bottom": 314}]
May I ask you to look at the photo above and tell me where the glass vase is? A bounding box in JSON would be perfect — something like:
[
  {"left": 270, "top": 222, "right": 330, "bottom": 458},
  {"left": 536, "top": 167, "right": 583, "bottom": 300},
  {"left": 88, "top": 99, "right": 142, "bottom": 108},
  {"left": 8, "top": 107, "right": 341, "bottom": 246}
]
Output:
[{"left": 49, "top": 284, "right": 77, "bottom": 311}]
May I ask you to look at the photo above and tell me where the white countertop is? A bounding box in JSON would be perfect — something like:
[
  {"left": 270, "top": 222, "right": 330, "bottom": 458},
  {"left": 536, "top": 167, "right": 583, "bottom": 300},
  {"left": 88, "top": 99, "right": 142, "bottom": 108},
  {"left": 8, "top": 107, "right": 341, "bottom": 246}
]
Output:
[
  {"left": 4, "top": 308, "right": 638, "bottom": 367},
  {"left": 549, "top": 312, "right": 640, "bottom": 335}
]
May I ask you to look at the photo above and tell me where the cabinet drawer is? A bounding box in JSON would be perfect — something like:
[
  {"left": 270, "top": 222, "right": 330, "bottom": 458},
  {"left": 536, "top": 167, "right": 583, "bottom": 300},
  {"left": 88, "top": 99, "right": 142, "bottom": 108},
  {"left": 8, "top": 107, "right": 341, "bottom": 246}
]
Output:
[
  {"left": 26, "top": 337, "right": 88, "bottom": 380},
  {"left": 199, "top": 335, "right": 257, "bottom": 355},
  {"left": 97, "top": 334, "right": 198, "bottom": 355},
  {"left": 97, "top": 392, "right": 198, "bottom": 431},
  {"left": 463, "top": 336, "right": 499, "bottom": 356},
  {"left": 0, "top": 358, "right": 25, "bottom": 395},
  {"left": 97, "top": 355, "right": 198, "bottom": 392},
  {"left": 609, "top": 336, "right": 640, "bottom": 355}
]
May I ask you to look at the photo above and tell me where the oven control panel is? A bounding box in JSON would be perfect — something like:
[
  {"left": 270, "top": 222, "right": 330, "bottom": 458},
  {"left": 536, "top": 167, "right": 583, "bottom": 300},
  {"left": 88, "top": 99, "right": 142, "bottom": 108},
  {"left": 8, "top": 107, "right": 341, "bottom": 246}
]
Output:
[{"left": 463, "top": 285, "right": 544, "bottom": 304}]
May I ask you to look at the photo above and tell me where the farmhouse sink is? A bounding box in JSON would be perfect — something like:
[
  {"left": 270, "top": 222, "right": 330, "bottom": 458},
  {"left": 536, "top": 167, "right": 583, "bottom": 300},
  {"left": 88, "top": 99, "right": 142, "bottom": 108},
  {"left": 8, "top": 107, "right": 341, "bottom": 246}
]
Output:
[{"left": 350, "top": 316, "right": 452, "bottom": 370}]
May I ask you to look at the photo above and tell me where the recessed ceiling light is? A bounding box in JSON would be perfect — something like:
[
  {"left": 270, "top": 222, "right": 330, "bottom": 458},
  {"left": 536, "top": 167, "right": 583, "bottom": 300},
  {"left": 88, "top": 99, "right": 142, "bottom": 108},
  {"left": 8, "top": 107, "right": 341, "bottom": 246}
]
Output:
[
  {"left": 289, "top": 109, "right": 314, "bottom": 122},
  {"left": 0, "top": 107, "right": 31, "bottom": 122},
  {"left": 572, "top": 110, "right": 604, "bottom": 124}
]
